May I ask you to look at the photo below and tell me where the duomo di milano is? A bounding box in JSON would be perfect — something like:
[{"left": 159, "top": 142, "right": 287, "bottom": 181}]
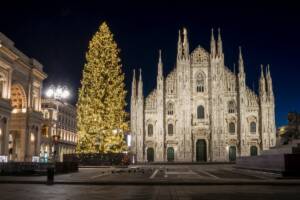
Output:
[{"left": 130, "top": 28, "right": 276, "bottom": 162}]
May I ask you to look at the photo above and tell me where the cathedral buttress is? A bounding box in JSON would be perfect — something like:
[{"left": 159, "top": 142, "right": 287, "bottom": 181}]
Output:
[
  {"left": 136, "top": 69, "right": 144, "bottom": 161},
  {"left": 237, "top": 47, "right": 247, "bottom": 156},
  {"left": 130, "top": 69, "right": 137, "bottom": 156},
  {"left": 156, "top": 50, "right": 165, "bottom": 161}
]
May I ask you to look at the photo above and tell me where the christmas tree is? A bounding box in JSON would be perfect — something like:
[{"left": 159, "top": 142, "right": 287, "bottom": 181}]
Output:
[{"left": 77, "top": 22, "right": 127, "bottom": 153}]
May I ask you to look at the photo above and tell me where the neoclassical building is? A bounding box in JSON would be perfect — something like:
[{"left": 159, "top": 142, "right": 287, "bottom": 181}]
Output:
[
  {"left": 41, "top": 98, "right": 77, "bottom": 162},
  {"left": 0, "top": 32, "right": 47, "bottom": 162},
  {"left": 130, "top": 28, "right": 276, "bottom": 162}
]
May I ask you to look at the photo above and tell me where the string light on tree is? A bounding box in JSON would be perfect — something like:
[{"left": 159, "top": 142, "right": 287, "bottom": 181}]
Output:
[{"left": 77, "top": 22, "right": 128, "bottom": 153}]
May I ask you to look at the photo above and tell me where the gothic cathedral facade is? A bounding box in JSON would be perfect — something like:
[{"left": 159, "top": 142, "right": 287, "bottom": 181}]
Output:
[{"left": 130, "top": 28, "right": 276, "bottom": 162}]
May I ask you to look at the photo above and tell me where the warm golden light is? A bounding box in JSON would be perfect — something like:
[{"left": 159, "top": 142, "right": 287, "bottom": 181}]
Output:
[{"left": 30, "top": 133, "right": 35, "bottom": 142}]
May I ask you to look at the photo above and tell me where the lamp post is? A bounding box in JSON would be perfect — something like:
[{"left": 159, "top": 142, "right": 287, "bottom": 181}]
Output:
[{"left": 45, "top": 85, "right": 70, "bottom": 162}]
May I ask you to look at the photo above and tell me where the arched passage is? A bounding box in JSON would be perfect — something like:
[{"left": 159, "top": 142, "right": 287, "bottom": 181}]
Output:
[
  {"left": 229, "top": 146, "right": 236, "bottom": 161},
  {"left": 167, "top": 147, "right": 174, "bottom": 162},
  {"left": 196, "top": 139, "right": 207, "bottom": 162},
  {"left": 250, "top": 146, "right": 258, "bottom": 156},
  {"left": 147, "top": 147, "right": 154, "bottom": 162}
]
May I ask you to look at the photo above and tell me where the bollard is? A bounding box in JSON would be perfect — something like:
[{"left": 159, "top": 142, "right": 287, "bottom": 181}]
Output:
[{"left": 47, "top": 166, "right": 55, "bottom": 185}]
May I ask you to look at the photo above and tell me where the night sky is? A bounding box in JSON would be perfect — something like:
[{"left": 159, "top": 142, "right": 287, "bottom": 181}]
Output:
[{"left": 1, "top": 0, "right": 299, "bottom": 126}]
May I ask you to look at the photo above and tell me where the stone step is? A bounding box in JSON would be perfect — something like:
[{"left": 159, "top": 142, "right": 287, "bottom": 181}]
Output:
[
  {"left": 292, "top": 147, "right": 300, "bottom": 154},
  {"left": 287, "top": 139, "right": 300, "bottom": 147},
  {"left": 262, "top": 148, "right": 293, "bottom": 155},
  {"left": 262, "top": 140, "right": 300, "bottom": 155}
]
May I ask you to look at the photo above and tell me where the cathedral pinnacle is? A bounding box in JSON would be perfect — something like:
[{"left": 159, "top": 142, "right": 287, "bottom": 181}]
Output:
[
  {"left": 177, "top": 29, "right": 182, "bottom": 59},
  {"left": 260, "top": 64, "right": 264, "bottom": 79},
  {"left": 131, "top": 69, "right": 136, "bottom": 101},
  {"left": 139, "top": 68, "right": 142, "bottom": 82},
  {"left": 182, "top": 27, "right": 189, "bottom": 58},
  {"left": 137, "top": 68, "right": 143, "bottom": 99},
  {"left": 238, "top": 46, "right": 244, "bottom": 74},
  {"left": 159, "top": 49, "right": 162, "bottom": 64},
  {"left": 259, "top": 64, "right": 266, "bottom": 99},
  {"left": 158, "top": 49, "right": 163, "bottom": 77},
  {"left": 266, "top": 64, "right": 274, "bottom": 99},
  {"left": 217, "top": 28, "right": 223, "bottom": 56},
  {"left": 210, "top": 28, "right": 216, "bottom": 57}
]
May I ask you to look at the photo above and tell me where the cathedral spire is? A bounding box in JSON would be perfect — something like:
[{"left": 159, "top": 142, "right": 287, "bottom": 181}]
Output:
[
  {"left": 217, "top": 28, "right": 223, "bottom": 56},
  {"left": 266, "top": 64, "right": 274, "bottom": 100},
  {"left": 238, "top": 46, "right": 245, "bottom": 74},
  {"left": 177, "top": 29, "right": 182, "bottom": 59},
  {"left": 138, "top": 68, "right": 143, "bottom": 99},
  {"left": 210, "top": 28, "right": 216, "bottom": 57},
  {"left": 182, "top": 28, "right": 189, "bottom": 59},
  {"left": 131, "top": 69, "right": 136, "bottom": 101},
  {"left": 233, "top": 63, "right": 236, "bottom": 75},
  {"left": 259, "top": 64, "right": 266, "bottom": 99},
  {"left": 157, "top": 49, "right": 163, "bottom": 77}
]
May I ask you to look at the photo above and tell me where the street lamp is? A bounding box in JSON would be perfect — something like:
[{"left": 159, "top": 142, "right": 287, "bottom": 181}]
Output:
[{"left": 46, "top": 85, "right": 70, "bottom": 100}]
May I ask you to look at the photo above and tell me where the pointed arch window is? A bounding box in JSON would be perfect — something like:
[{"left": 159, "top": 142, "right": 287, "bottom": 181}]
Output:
[
  {"left": 250, "top": 122, "right": 256, "bottom": 133},
  {"left": 196, "top": 73, "right": 205, "bottom": 92},
  {"left": 167, "top": 102, "right": 174, "bottom": 115},
  {"left": 168, "top": 124, "right": 174, "bottom": 136},
  {"left": 229, "top": 122, "right": 235, "bottom": 134},
  {"left": 148, "top": 124, "right": 153, "bottom": 137},
  {"left": 197, "top": 105, "right": 205, "bottom": 119},
  {"left": 228, "top": 100, "right": 236, "bottom": 113}
]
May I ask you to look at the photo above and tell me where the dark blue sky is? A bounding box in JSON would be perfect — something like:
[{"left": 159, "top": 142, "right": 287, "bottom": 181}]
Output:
[{"left": 0, "top": 0, "right": 299, "bottom": 126}]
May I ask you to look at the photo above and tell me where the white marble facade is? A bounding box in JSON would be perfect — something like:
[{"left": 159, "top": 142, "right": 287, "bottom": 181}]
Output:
[{"left": 130, "top": 28, "right": 276, "bottom": 162}]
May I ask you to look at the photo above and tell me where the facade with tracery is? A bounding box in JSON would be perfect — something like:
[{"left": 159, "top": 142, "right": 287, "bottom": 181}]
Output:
[{"left": 130, "top": 28, "right": 276, "bottom": 162}]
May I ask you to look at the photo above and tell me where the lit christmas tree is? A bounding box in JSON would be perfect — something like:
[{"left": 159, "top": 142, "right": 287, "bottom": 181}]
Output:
[{"left": 77, "top": 22, "right": 127, "bottom": 153}]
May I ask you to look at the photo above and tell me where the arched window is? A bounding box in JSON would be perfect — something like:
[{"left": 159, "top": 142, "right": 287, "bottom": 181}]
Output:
[
  {"left": 42, "top": 125, "right": 49, "bottom": 137},
  {"left": 11, "top": 84, "right": 27, "bottom": 110},
  {"left": 229, "top": 122, "right": 235, "bottom": 134},
  {"left": 228, "top": 100, "right": 236, "bottom": 113},
  {"left": 168, "top": 124, "right": 174, "bottom": 136},
  {"left": 148, "top": 124, "right": 153, "bottom": 137},
  {"left": 250, "top": 122, "right": 256, "bottom": 133},
  {"left": 197, "top": 105, "right": 205, "bottom": 119},
  {"left": 167, "top": 102, "right": 174, "bottom": 115},
  {"left": 196, "top": 73, "right": 205, "bottom": 92},
  {"left": 0, "top": 74, "right": 6, "bottom": 98}
]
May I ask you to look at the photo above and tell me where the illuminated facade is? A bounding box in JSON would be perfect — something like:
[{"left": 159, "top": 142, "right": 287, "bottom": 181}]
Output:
[
  {"left": 41, "top": 98, "right": 77, "bottom": 162},
  {"left": 130, "top": 28, "right": 276, "bottom": 162},
  {"left": 0, "top": 32, "right": 47, "bottom": 161}
]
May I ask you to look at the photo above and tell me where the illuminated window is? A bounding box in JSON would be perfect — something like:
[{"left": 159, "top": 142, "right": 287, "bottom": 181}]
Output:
[
  {"left": 42, "top": 125, "right": 49, "bottom": 137},
  {"left": 0, "top": 74, "right": 5, "bottom": 98},
  {"left": 11, "top": 84, "right": 26, "bottom": 109}
]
